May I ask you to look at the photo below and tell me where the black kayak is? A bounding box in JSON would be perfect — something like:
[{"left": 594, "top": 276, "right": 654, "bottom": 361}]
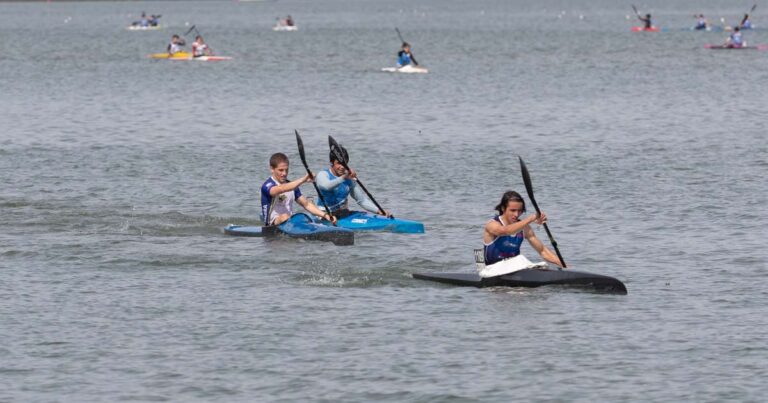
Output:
[{"left": 412, "top": 268, "right": 627, "bottom": 294}]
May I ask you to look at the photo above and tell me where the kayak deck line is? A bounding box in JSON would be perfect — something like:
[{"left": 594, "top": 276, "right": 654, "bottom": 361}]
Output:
[{"left": 413, "top": 268, "right": 628, "bottom": 294}]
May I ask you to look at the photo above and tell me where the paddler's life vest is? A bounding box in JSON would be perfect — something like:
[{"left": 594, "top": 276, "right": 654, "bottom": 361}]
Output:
[
  {"left": 318, "top": 168, "right": 354, "bottom": 212},
  {"left": 483, "top": 215, "right": 524, "bottom": 266}
]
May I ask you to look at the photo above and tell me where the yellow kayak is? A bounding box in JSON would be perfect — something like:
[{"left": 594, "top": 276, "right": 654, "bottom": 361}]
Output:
[
  {"left": 148, "top": 52, "right": 232, "bottom": 61},
  {"left": 149, "top": 52, "right": 192, "bottom": 60}
]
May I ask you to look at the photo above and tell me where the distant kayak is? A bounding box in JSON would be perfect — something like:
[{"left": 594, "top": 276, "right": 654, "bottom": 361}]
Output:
[
  {"left": 413, "top": 268, "right": 627, "bottom": 294},
  {"left": 127, "top": 25, "right": 162, "bottom": 31},
  {"left": 273, "top": 25, "right": 298, "bottom": 31},
  {"left": 631, "top": 26, "right": 660, "bottom": 32},
  {"left": 704, "top": 44, "right": 768, "bottom": 50},
  {"left": 381, "top": 65, "right": 429, "bottom": 74},
  {"left": 224, "top": 213, "right": 354, "bottom": 246},
  {"left": 149, "top": 52, "right": 233, "bottom": 61},
  {"left": 327, "top": 211, "right": 425, "bottom": 233}
]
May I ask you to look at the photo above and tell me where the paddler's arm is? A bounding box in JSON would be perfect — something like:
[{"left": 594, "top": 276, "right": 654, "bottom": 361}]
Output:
[
  {"left": 315, "top": 170, "right": 347, "bottom": 191},
  {"left": 268, "top": 174, "right": 310, "bottom": 197},
  {"left": 350, "top": 181, "right": 389, "bottom": 217},
  {"left": 296, "top": 195, "right": 337, "bottom": 224},
  {"left": 485, "top": 214, "right": 538, "bottom": 237},
  {"left": 523, "top": 224, "right": 564, "bottom": 268}
]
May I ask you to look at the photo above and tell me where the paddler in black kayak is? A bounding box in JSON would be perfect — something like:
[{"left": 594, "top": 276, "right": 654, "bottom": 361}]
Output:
[
  {"left": 315, "top": 144, "right": 390, "bottom": 218},
  {"left": 483, "top": 191, "right": 563, "bottom": 267},
  {"left": 260, "top": 153, "right": 336, "bottom": 226}
]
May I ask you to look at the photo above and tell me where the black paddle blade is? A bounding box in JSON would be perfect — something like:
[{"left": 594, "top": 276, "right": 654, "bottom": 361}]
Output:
[
  {"left": 328, "top": 135, "right": 348, "bottom": 165},
  {"left": 518, "top": 156, "right": 541, "bottom": 213},
  {"left": 631, "top": 4, "right": 639, "bottom": 15},
  {"left": 184, "top": 25, "right": 196, "bottom": 36},
  {"left": 295, "top": 130, "right": 309, "bottom": 168}
]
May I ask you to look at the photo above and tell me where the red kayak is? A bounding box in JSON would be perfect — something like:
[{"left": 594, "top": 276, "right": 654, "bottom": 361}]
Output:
[
  {"left": 704, "top": 44, "right": 768, "bottom": 50},
  {"left": 632, "top": 26, "right": 660, "bottom": 32}
]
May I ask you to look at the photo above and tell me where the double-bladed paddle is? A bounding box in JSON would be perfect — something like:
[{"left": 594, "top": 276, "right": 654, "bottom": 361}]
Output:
[
  {"left": 519, "top": 156, "right": 567, "bottom": 269},
  {"left": 328, "top": 135, "right": 392, "bottom": 218},
  {"left": 395, "top": 27, "right": 419, "bottom": 66},
  {"left": 295, "top": 130, "right": 337, "bottom": 226}
]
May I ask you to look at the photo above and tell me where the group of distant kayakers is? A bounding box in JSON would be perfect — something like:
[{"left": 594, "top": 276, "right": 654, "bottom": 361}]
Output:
[
  {"left": 261, "top": 143, "right": 563, "bottom": 268},
  {"left": 633, "top": 6, "right": 756, "bottom": 48}
]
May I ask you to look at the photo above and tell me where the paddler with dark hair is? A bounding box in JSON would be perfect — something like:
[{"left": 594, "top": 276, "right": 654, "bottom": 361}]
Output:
[
  {"left": 740, "top": 13, "right": 753, "bottom": 30},
  {"left": 725, "top": 26, "right": 745, "bottom": 48},
  {"left": 167, "top": 34, "right": 186, "bottom": 56},
  {"left": 191, "top": 35, "right": 212, "bottom": 58},
  {"left": 397, "top": 42, "right": 417, "bottom": 67},
  {"left": 694, "top": 14, "right": 709, "bottom": 30},
  {"left": 261, "top": 152, "right": 336, "bottom": 226},
  {"left": 483, "top": 190, "right": 563, "bottom": 267},
  {"left": 315, "top": 144, "right": 391, "bottom": 219},
  {"left": 638, "top": 13, "right": 653, "bottom": 30}
]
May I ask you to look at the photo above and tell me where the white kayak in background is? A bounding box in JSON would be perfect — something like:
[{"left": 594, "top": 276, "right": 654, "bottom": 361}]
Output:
[
  {"left": 273, "top": 25, "right": 298, "bottom": 31},
  {"left": 127, "top": 25, "right": 162, "bottom": 31},
  {"left": 381, "top": 64, "right": 428, "bottom": 74}
]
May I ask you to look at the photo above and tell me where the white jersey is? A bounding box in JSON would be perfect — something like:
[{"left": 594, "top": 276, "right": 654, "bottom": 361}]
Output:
[
  {"left": 192, "top": 41, "right": 208, "bottom": 57},
  {"left": 260, "top": 176, "right": 303, "bottom": 225}
]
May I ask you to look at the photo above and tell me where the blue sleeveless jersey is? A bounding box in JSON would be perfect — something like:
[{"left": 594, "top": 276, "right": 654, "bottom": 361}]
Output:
[
  {"left": 398, "top": 51, "right": 412, "bottom": 66},
  {"left": 318, "top": 168, "right": 354, "bottom": 212},
  {"left": 484, "top": 216, "right": 524, "bottom": 265}
]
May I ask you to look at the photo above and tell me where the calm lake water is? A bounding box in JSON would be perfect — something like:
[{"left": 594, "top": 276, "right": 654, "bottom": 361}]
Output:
[{"left": 1, "top": 0, "right": 767, "bottom": 401}]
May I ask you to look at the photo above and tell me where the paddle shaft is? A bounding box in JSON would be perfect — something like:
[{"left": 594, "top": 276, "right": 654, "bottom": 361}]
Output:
[
  {"left": 395, "top": 27, "right": 419, "bottom": 65},
  {"left": 519, "top": 156, "right": 567, "bottom": 268},
  {"left": 328, "top": 136, "right": 391, "bottom": 218},
  {"left": 295, "top": 130, "right": 337, "bottom": 225}
]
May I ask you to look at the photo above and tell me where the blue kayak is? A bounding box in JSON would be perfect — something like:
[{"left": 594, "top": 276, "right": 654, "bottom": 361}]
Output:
[
  {"left": 324, "top": 211, "right": 425, "bottom": 234},
  {"left": 224, "top": 213, "right": 354, "bottom": 246}
]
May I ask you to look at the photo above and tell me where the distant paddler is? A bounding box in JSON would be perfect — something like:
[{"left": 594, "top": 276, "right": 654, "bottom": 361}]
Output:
[
  {"left": 483, "top": 191, "right": 563, "bottom": 268},
  {"left": 693, "top": 14, "right": 709, "bottom": 30},
  {"left": 167, "top": 34, "right": 186, "bottom": 56},
  {"left": 261, "top": 153, "right": 336, "bottom": 226},
  {"left": 631, "top": 5, "right": 655, "bottom": 31},
  {"left": 740, "top": 13, "right": 754, "bottom": 29},
  {"left": 397, "top": 42, "right": 418, "bottom": 67},
  {"left": 724, "top": 26, "right": 746, "bottom": 48},
  {"left": 191, "top": 35, "right": 212, "bottom": 58},
  {"left": 132, "top": 12, "right": 161, "bottom": 28}
]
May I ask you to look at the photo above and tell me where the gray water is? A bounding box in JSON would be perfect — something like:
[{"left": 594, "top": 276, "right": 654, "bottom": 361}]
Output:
[{"left": 2, "top": 0, "right": 767, "bottom": 401}]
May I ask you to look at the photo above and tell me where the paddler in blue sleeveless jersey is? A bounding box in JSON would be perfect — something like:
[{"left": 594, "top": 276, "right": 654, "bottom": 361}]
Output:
[
  {"left": 315, "top": 145, "right": 391, "bottom": 218},
  {"left": 261, "top": 153, "right": 336, "bottom": 226},
  {"left": 397, "top": 42, "right": 417, "bottom": 67},
  {"left": 483, "top": 191, "right": 563, "bottom": 267},
  {"left": 725, "top": 26, "right": 745, "bottom": 48},
  {"left": 694, "top": 14, "right": 709, "bottom": 30},
  {"left": 740, "top": 14, "right": 753, "bottom": 30}
]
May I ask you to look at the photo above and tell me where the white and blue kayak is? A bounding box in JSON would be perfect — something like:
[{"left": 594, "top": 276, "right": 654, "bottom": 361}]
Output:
[
  {"left": 327, "top": 211, "right": 425, "bottom": 234},
  {"left": 224, "top": 213, "right": 354, "bottom": 246},
  {"left": 381, "top": 65, "right": 429, "bottom": 74}
]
